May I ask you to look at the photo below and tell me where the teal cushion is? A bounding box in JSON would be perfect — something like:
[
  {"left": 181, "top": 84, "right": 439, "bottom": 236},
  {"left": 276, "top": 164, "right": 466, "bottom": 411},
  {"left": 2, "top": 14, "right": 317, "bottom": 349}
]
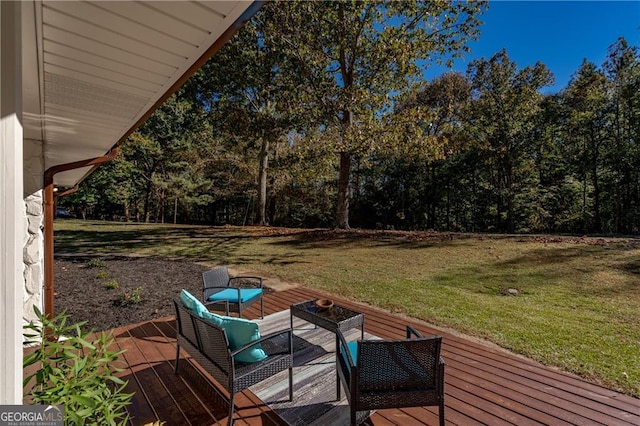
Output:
[
  {"left": 180, "top": 289, "right": 207, "bottom": 316},
  {"left": 201, "top": 311, "right": 267, "bottom": 363},
  {"left": 200, "top": 310, "right": 224, "bottom": 327},
  {"left": 340, "top": 340, "right": 359, "bottom": 369},
  {"left": 207, "top": 288, "right": 262, "bottom": 303},
  {"left": 222, "top": 316, "right": 267, "bottom": 363}
]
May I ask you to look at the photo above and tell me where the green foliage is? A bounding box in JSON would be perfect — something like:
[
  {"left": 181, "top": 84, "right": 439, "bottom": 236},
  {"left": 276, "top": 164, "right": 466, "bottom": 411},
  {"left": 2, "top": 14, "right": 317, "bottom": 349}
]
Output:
[
  {"left": 95, "top": 271, "right": 109, "bottom": 279},
  {"left": 262, "top": 0, "right": 487, "bottom": 228},
  {"left": 188, "top": 11, "right": 302, "bottom": 226},
  {"left": 23, "top": 306, "right": 133, "bottom": 425},
  {"left": 104, "top": 280, "right": 119, "bottom": 290},
  {"left": 118, "top": 286, "right": 143, "bottom": 306},
  {"left": 58, "top": 30, "right": 640, "bottom": 235},
  {"left": 467, "top": 49, "right": 554, "bottom": 232},
  {"left": 86, "top": 258, "right": 106, "bottom": 269},
  {"left": 600, "top": 38, "right": 640, "bottom": 234}
]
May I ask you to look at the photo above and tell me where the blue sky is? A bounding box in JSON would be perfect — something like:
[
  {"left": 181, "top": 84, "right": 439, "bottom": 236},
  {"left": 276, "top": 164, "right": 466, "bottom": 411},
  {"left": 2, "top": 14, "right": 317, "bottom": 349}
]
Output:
[{"left": 427, "top": 1, "right": 640, "bottom": 94}]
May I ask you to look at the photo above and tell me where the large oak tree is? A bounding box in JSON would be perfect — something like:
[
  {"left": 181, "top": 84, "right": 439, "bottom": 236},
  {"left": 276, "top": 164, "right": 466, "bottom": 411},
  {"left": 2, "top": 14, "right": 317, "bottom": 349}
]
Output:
[{"left": 264, "top": 0, "right": 486, "bottom": 228}]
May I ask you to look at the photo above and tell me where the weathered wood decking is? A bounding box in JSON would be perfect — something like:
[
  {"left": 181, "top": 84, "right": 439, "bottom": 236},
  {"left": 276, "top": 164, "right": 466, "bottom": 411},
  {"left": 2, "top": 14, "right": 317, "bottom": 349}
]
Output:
[{"left": 112, "top": 287, "right": 640, "bottom": 425}]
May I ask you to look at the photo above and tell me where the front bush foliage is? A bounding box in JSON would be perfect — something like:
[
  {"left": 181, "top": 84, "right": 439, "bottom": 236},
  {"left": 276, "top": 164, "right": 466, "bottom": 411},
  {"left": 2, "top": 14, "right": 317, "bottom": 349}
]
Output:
[{"left": 23, "top": 306, "right": 133, "bottom": 425}]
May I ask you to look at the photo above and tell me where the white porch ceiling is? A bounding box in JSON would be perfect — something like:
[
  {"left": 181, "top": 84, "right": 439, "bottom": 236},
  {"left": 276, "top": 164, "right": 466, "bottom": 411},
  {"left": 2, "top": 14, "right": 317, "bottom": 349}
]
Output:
[{"left": 22, "top": 0, "right": 256, "bottom": 187}]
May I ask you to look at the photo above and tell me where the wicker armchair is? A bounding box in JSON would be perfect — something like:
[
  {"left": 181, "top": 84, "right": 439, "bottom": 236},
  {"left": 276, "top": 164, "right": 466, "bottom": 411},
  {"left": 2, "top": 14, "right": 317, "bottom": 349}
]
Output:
[
  {"left": 174, "top": 300, "right": 293, "bottom": 426},
  {"left": 336, "top": 326, "right": 445, "bottom": 426},
  {"left": 202, "top": 266, "right": 264, "bottom": 319}
]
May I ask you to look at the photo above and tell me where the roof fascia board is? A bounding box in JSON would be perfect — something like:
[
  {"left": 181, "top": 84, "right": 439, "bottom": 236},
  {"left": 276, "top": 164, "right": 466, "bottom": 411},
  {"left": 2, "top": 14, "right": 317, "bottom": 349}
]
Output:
[{"left": 56, "top": 0, "right": 264, "bottom": 188}]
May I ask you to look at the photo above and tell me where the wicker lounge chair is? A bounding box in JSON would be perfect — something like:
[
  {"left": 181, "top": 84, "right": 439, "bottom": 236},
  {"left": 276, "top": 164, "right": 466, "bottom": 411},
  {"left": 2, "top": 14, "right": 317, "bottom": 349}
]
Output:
[
  {"left": 202, "top": 266, "right": 264, "bottom": 319},
  {"left": 336, "top": 326, "right": 445, "bottom": 426},
  {"left": 174, "top": 299, "right": 293, "bottom": 426}
]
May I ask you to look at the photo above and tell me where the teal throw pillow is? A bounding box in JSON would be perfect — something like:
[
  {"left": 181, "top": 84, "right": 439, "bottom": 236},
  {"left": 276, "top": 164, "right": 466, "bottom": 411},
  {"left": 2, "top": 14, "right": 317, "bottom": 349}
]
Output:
[
  {"left": 220, "top": 316, "right": 267, "bottom": 363},
  {"left": 179, "top": 289, "right": 207, "bottom": 316},
  {"left": 181, "top": 289, "right": 267, "bottom": 363},
  {"left": 200, "top": 309, "right": 224, "bottom": 327}
]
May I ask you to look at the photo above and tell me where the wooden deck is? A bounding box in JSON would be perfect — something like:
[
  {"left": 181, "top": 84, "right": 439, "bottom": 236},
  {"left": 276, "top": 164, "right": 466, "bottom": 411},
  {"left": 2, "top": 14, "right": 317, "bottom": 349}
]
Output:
[{"left": 112, "top": 287, "right": 640, "bottom": 425}]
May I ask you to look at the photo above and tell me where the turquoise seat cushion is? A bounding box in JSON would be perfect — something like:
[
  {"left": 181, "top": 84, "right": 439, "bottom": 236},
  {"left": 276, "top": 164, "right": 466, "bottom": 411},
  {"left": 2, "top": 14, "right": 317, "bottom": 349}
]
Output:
[
  {"left": 180, "top": 289, "right": 207, "bottom": 316},
  {"left": 340, "top": 340, "right": 359, "bottom": 369},
  {"left": 207, "top": 288, "right": 263, "bottom": 304},
  {"left": 201, "top": 310, "right": 267, "bottom": 363}
]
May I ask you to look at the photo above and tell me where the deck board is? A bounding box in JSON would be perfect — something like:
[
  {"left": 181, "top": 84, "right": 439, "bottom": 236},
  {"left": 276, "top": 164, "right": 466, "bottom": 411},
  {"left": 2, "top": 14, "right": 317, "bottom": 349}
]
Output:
[{"left": 108, "top": 287, "right": 639, "bottom": 425}]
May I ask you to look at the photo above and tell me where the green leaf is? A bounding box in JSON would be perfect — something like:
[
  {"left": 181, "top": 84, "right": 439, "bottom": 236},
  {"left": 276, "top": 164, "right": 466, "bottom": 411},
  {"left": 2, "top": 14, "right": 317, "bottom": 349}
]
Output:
[
  {"left": 23, "top": 350, "right": 41, "bottom": 367},
  {"left": 70, "top": 394, "right": 97, "bottom": 408},
  {"left": 107, "top": 376, "right": 127, "bottom": 386}
]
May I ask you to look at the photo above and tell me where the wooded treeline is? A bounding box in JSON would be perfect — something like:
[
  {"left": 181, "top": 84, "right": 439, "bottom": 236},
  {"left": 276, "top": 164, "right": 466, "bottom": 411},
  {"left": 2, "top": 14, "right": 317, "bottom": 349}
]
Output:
[{"left": 61, "top": 1, "right": 640, "bottom": 235}]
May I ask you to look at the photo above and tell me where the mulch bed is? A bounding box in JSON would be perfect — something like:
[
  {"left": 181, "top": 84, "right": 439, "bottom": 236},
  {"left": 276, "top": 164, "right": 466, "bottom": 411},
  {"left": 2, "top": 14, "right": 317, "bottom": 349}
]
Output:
[{"left": 54, "top": 256, "right": 211, "bottom": 332}]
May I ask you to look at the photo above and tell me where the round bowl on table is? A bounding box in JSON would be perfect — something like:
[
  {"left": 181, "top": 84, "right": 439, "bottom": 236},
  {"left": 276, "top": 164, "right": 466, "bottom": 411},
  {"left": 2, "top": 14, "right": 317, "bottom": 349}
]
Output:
[{"left": 315, "top": 299, "right": 334, "bottom": 311}]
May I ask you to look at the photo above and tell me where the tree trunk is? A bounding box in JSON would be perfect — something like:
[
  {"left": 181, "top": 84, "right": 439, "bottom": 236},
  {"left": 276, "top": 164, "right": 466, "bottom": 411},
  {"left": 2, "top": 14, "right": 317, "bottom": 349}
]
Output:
[
  {"left": 257, "top": 138, "right": 269, "bottom": 226},
  {"left": 429, "top": 163, "right": 436, "bottom": 230},
  {"left": 335, "top": 151, "right": 352, "bottom": 229},
  {"left": 158, "top": 188, "right": 165, "bottom": 224},
  {"left": 581, "top": 137, "right": 588, "bottom": 232},
  {"left": 590, "top": 126, "right": 601, "bottom": 233},
  {"left": 495, "top": 165, "right": 504, "bottom": 231},
  {"left": 144, "top": 179, "right": 153, "bottom": 223},
  {"left": 505, "top": 159, "right": 515, "bottom": 233},
  {"left": 123, "top": 199, "right": 130, "bottom": 222},
  {"left": 592, "top": 155, "right": 601, "bottom": 233},
  {"left": 173, "top": 197, "right": 178, "bottom": 225},
  {"left": 592, "top": 171, "right": 601, "bottom": 232},
  {"left": 335, "top": 106, "right": 353, "bottom": 229},
  {"left": 268, "top": 176, "right": 277, "bottom": 225},
  {"left": 445, "top": 179, "right": 451, "bottom": 230},
  {"left": 268, "top": 143, "right": 279, "bottom": 225}
]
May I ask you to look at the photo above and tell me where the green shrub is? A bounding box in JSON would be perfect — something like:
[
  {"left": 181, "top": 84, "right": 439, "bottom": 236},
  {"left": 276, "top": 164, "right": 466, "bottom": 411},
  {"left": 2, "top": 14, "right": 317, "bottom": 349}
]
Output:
[
  {"left": 95, "top": 270, "right": 110, "bottom": 279},
  {"left": 104, "top": 280, "right": 119, "bottom": 290},
  {"left": 118, "top": 286, "right": 143, "bottom": 306},
  {"left": 23, "top": 306, "right": 133, "bottom": 425},
  {"left": 86, "top": 258, "right": 106, "bottom": 269}
]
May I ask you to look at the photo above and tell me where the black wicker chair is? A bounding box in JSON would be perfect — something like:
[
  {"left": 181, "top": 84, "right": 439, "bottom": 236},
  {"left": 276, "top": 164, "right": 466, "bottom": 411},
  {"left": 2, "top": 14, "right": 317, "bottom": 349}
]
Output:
[
  {"left": 202, "top": 266, "right": 264, "bottom": 319},
  {"left": 174, "top": 300, "right": 293, "bottom": 426},
  {"left": 336, "top": 326, "right": 445, "bottom": 426}
]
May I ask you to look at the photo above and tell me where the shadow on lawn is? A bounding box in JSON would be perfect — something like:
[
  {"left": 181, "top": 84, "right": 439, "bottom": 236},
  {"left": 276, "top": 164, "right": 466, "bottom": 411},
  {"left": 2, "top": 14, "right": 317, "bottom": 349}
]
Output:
[
  {"left": 431, "top": 242, "right": 640, "bottom": 298},
  {"left": 497, "top": 243, "right": 640, "bottom": 277},
  {"left": 55, "top": 225, "right": 313, "bottom": 267},
  {"left": 56, "top": 225, "right": 463, "bottom": 264},
  {"left": 56, "top": 224, "right": 640, "bottom": 283}
]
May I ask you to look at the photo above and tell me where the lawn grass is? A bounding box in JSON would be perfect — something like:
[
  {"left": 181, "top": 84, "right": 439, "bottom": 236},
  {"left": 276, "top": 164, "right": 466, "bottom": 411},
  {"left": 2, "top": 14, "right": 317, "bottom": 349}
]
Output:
[{"left": 54, "top": 220, "right": 640, "bottom": 397}]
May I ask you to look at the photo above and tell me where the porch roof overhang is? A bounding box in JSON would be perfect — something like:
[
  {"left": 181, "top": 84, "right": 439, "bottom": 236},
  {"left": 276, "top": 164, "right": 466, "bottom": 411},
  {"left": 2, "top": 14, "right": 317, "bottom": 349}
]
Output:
[{"left": 22, "top": 0, "right": 260, "bottom": 188}]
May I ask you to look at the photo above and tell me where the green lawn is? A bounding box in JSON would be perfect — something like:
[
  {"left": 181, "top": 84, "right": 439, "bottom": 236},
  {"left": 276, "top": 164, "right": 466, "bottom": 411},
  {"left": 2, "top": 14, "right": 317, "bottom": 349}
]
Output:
[{"left": 54, "top": 220, "right": 640, "bottom": 397}]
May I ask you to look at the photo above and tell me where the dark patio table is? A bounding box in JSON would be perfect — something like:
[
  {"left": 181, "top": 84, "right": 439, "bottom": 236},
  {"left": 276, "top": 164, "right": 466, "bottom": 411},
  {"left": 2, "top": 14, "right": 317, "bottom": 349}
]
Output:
[{"left": 290, "top": 298, "right": 365, "bottom": 399}]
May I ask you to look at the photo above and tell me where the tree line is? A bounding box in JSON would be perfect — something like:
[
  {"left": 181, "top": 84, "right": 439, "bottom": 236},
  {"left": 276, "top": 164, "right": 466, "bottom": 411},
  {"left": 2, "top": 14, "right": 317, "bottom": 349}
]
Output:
[{"left": 61, "top": 1, "right": 640, "bottom": 235}]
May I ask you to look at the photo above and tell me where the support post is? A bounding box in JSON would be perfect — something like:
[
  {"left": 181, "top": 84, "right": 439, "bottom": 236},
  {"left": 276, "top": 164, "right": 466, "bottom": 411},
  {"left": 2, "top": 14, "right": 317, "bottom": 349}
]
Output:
[
  {"left": 0, "top": 0, "right": 24, "bottom": 404},
  {"left": 43, "top": 150, "right": 119, "bottom": 320}
]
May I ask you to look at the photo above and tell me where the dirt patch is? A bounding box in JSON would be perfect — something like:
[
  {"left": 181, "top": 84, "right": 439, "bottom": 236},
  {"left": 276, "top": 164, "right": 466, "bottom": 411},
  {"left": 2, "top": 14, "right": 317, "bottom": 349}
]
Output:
[{"left": 54, "top": 255, "right": 283, "bottom": 332}]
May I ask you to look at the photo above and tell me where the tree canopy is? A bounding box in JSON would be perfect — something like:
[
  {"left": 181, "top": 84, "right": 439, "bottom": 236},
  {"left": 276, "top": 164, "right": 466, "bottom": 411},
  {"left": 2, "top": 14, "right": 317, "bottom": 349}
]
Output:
[
  {"left": 261, "top": 0, "right": 487, "bottom": 228},
  {"left": 60, "top": 5, "right": 640, "bottom": 235}
]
